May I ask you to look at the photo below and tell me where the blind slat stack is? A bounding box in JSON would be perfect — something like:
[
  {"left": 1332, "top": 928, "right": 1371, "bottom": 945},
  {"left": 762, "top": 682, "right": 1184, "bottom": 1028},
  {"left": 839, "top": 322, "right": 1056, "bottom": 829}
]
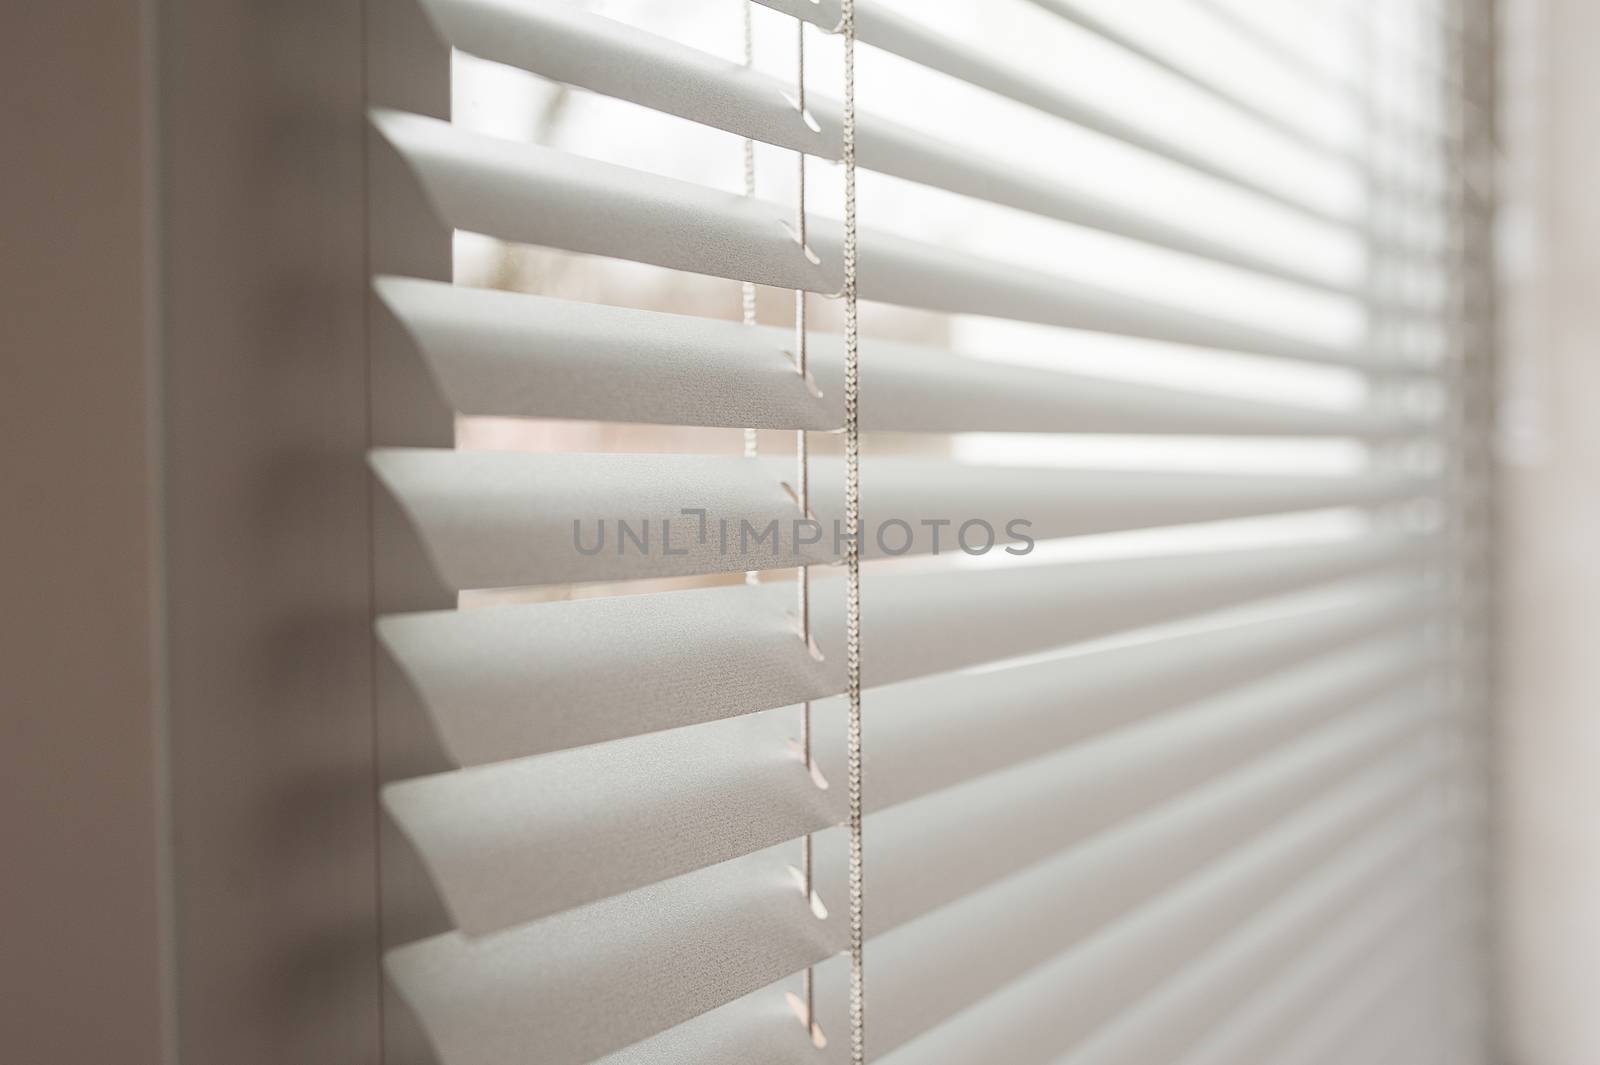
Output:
[{"left": 362, "top": 0, "right": 1480, "bottom": 1062}]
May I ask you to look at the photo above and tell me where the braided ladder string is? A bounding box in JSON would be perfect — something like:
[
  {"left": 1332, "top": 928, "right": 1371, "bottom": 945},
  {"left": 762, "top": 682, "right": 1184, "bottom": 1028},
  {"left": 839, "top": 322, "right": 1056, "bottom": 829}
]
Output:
[{"left": 840, "top": 0, "right": 864, "bottom": 1061}]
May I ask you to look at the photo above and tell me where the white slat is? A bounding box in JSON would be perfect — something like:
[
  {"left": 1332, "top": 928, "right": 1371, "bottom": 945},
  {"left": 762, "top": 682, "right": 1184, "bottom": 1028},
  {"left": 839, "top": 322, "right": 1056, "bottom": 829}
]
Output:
[
  {"left": 806, "top": 656, "right": 1436, "bottom": 943},
  {"left": 1052, "top": 847, "right": 1436, "bottom": 1065},
  {"left": 411, "top": 0, "right": 1357, "bottom": 293},
  {"left": 377, "top": 535, "right": 1428, "bottom": 763},
  {"left": 370, "top": 447, "right": 1429, "bottom": 587},
  {"left": 870, "top": 797, "right": 1435, "bottom": 1065},
  {"left": 371, "top": 106, "right": 830, "bottom": 291},
  {"left": 386, "top": 607, "right": 1433, "bottom": 933},
  {"left": 1020, "top": 0, "right": 1352, "bottom": 161},
  {"left": 1189, "top": 0, "right": 1361, "bottom": 102},
  {"left": 1266, "top": 927, "right": 1443, "bottom": 1065},
  {"left": 388, "top": 691, "right": 1433, "bottom": 1065},
  {"left": 592, "top": 723, "right": 1436, "bottom": 1065},
  {"left": 377, "top": 277, "right": 1425, "bottom": 436},
  {"left": 387, "top": 844, "right": 835, "bottom": 1065},
  {"left": 749, "top": 0, "right": 1357, "bottom": 227},
  {"left": 1165, "top": 875, "right": 1433, "bottom": 1065},
  {"left": 371, "top": 108, "right": 1387, "bottom": 370}
]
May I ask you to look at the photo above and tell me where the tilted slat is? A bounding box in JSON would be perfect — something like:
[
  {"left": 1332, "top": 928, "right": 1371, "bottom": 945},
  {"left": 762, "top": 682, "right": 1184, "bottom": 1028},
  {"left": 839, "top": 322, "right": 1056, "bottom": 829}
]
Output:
[
  {"left": 592, "top": 710, "right": 1440, "bottom": 1061},
  {"left": 802, "top": 592, "right": 1432, "bottom": 814},
  {"left": 1296, "top": 1002, "right": 1420, "bottom": 1065},
  {"left": 871, "top": 793, "right": 1433, "bottom": 1065},
  {"left": 749, "top": 0, "right": 1356, "bottom": 228},
  {"left": 388, "top": 846, "right": 832, "bottom": 1065},
  {"left": 1188, "top": 0, "right": 1360, "bottom": 102},
  {"left": 1271, "top": 930, "right": 1444, "bottom": 1065},
  {"left": 386, "top": 594, "right": 1432, "bottom": 934},
  {"left": 377, "top": 534, "right": 1428, "bottom": 763},
  {"left": 371, "top": 108, "right": 1384, "bottom": 370},
  {"left": 370, "top": 106, "right": 831, "bottom": 292},
  {"left": 370, "top": 447, "right": 1430, "bottom": 587},
  {"left": 1052, "top": 848, "right": 1436, "bottom": 1065},
  {"left": 1020, "top": 0, "right": 1352, "bottom": 162},
  {"left": 410, "top": 0, "right": 1355, "bottom": 294},
  {"left": 1302, "top": 1004, "right": 1417, "bottom": 1065},
  {"left": 1145, "top": 874, "right": 1435, "bottom": 1065},
  {"left": 804, "top": 649, "right": 1436, "bottom": 942},
  {"left": 377, "top": 277, "right": 1427, "bottom": 436},
  {"left": 418, "top": 0, "right": 830, "bottom": 157},
  {"left": 834, "top": 218, "right": 1365, "bottom": 367},
  {"left": 387, "top": 689, "right": 1433, "bottom": 1065},
  {"left": 1203, "top": 891, "right": 1444, "bottom": 1065},
  {"left": 600, "top": 714, "right": 1437, "bottom": 1065}
]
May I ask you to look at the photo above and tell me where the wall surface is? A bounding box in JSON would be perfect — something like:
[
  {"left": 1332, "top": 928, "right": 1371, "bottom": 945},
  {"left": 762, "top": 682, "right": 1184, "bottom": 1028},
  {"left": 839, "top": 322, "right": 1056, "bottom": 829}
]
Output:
[
  {"left": 2, "top": 2, "right": 383, "bottom": 1062},
  {"left": 1496, "top": 0, "right": 1600, "bottom": 1061},
  {"left": 156, "top": 0, "right": 381, "bottom": 1062},
  {"left": 0, "top": 4, "right": 168, "bottom": 1063}
]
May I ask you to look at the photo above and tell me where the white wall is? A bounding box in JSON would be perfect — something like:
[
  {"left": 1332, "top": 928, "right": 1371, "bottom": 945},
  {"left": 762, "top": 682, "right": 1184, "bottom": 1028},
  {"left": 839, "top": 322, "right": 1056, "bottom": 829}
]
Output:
[
  {"left": 1496, "top": 0, "right": 1600, "bottom": 1061},
  {"left": 0, "top": 5, "right": 167, "bottom": 1062}
]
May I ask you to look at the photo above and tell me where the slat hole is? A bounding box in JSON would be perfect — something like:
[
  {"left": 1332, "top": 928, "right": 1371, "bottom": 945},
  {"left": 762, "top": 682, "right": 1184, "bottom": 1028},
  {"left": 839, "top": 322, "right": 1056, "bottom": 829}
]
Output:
[
  {"left": 777, "top": 219, "right": 823, "bottom": 265},
  {"left": 784, "top": 992, "right": 829, "bottom": 1048}
]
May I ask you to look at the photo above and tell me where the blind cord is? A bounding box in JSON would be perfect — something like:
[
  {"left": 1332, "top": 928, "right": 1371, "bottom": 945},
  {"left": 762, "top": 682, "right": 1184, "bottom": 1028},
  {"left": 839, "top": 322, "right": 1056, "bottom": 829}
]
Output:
[
  {"left": 841, "top": 0, "right": 864, "bottom": 1061},
  {"left": 739, "top": 0, "right": 759, "bottom": 351},
  {"left": 741, "top": 2, "right": 759, "bottom": 588},
  {"left": 739, "top": 0, "right": 758, "bottom": 348},
  {"left": 792, "top": 14, "right": 821, "bottom": 1049},
  {"left": 795, "top": 15, "right": 812, "bottom": 769}
]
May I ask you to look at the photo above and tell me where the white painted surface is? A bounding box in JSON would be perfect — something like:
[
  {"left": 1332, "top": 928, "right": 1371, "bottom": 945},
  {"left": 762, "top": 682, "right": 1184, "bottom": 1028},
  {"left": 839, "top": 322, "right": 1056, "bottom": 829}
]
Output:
[{"left": 1497, "top": 0, "right": 1600, "bottom": 1061}]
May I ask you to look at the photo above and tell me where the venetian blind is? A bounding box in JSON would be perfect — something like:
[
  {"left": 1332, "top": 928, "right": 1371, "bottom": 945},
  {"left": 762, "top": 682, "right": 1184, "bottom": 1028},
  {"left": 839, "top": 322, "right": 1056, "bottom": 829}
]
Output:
[{"left": 362, "top": 0, "right": 1492, "bottom": 1063}]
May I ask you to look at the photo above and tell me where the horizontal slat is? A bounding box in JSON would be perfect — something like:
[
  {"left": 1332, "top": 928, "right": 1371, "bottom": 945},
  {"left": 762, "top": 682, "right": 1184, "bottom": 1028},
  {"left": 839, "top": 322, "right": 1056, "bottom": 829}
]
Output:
[
  {"left": 371, "top": 108, "right": 1386, "bottom": 370},
  {"left": 597, "top": 719, "right": 1437, "bottom": 1065},
  {"left": 488, "top": 638, "right": 1434, "bottom": 936},
  {"left": 387, "top": 595, "right": 1433, "bottom": 933},
  {"left": 388, "top": 689, "right": 1433, "bottom": 1065},
  {"left": 647, "top": 804, "right": 1425, "bottom": 1065},
  {"left": 1168, "top": 875, "right": 1435, "bottom": 1065},
  {"left": 377, "top": 277, "right": 1427, "bottom": 436},
  {"left": 419, "top": 0, "right": 830, "bottom": 157},
  {"left": 805, "top": 652, "right": 1436, "bottom": 943},
  {"left": 1053, "top": 848, "right": 1436, "bottom": 1065},
  {"left": 750, "top": 0, "right": 1357, "bottom": 228},
  {"left": 370, "top": 447, "right": 1429, "bottom": 587},
  {"left": 1319, "top": 1006, "right": 1421, "bottom": 1065},
  {"left": 803, "top": 593, "right": 1432, "bottom": 815},
  {"left": 872, "top": 792, "right": 1433, "bottom": 1065},
  {"left": 388, "top": 711, "right": 831, "bottom": 937},
  {"left": 1189, "top": 0, "right": 1360, "bottom": 103},
  {"left": 1021, "top": 0, "right": 1352, "bottom": 162},
  {"left": 389, "top": 846, "right": 831, "bottom": 1065},
  {"left": 378, "top": 534, "right": 1429, "bottom": 763},
  {"left": 1304, "top": 1005, "right": 1422, "bottom": 1065},
  {"left": 372, "top": 106, "right": 830, "bottom": 290},
  {"left": 1252, "top": 919, "right": 1443, "bottom": 1065},
  {"left": 411, "top": 0, "right": 1356, "bottom": 294}
]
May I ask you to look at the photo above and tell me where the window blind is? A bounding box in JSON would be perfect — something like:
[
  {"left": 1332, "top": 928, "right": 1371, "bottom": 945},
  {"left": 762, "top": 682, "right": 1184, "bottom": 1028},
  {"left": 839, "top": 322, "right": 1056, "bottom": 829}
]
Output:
[{"left": 363, "top": 1, "right": 1490, "bottom": 1064}]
